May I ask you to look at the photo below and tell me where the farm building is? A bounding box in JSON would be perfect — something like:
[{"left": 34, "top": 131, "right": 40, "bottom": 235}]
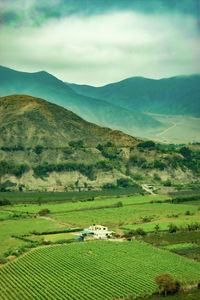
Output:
[{"left": 83, "top": 224, "right": 114, "bottom": 239}]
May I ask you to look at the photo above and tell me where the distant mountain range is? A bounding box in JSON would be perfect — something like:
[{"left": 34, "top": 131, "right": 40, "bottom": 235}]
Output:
[
  {"left": 68, "top": 75, "right": 200, "bottom": 116},
  {"left": 0, "top": 66, "right": 161, "bottom": 138},
  {"left": 0, "top": 66, "right": 199, "bottom": 143},
  {"left": 0, "top": 95, "right": 138, "bottom": 148}
]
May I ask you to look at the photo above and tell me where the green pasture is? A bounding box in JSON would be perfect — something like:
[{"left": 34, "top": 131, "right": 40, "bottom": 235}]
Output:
[{"left": 1, "top": 241, "right": 200, "bottom": 299}]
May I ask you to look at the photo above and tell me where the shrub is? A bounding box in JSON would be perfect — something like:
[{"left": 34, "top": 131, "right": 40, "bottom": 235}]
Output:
[
  {"left": 155, "top": 273, "right": 180, "bottom": 296},
  {"left": 168, "top": 223, "right": 178, "bottom": 233},
  {"left": 153, "top": 173, "right": 161, "bottom": 181},
  {"left": 132, "top": 173, "right": 143, "bottom": 181},
  {"left": 135, "top": 228, "right": 146, "bottom": 236},
  {"left": 179, "top": 146, "right": 192, "bottom": 160},
  {"left": 154, "top": 160, "right": 166, "bottom": 170},
  {"left": 117, "top": 178, "right": 133, "bottom": 188},
  {"left": 102, "top": 183, "right": 116, "bottom": 189},
  {"left": 115, "top": 201, "right": 123, "bottom": 207},
  {"left": 0, "top": 198, "right": 11, "bottom": 206},
  {"left": 163, "top": 179, "right": 172, "bottom": 186},
  {"left": 34, "top": 145, "right": 44, "bottom": 155},
  {"left": 137, "top": 141, "right": 156, "bottom": 149},
  {"left": 69, "top": 140, "right": 84, "bottom": 148},
  {"left": 38, "top": 208, "right": 50, "bottom": 216},
  {"left": 0, "top": 257, "right": 8, "bottom": 264}
]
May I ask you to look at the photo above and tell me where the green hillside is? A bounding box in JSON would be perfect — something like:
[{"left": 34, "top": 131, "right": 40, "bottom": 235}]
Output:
[{"left": 68, "top": 75, "right": 200, "bottom": 116}]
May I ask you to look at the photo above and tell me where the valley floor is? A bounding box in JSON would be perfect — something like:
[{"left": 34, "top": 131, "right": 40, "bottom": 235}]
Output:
[{"left": 0, "top": 189, "right": 200, "bottom": 299}]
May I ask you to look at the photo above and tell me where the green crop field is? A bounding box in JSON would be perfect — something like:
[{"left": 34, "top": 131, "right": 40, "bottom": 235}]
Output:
[
  {"left": 51, "top": 203, "right": 199, "bottom": 227},
  {"left": 0, "top": 218, "right": 66, "bottom": 258},
  {"left": 163, "top": 243, "right": 199, "bottom": 251},
  {"left": 0, "top": 187, "right": 142, "bottom": 204},
  {"left": 1, "top": 241, "right": 200, "bottom": 300},
  {"left": 1, "top": 195, "right": 169, "bottom": 215},
  {"left": 121, "top": 217, "right": 200, "bottom": 233}
]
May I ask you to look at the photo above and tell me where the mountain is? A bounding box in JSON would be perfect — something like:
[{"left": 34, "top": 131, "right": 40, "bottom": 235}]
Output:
[
  {"left": 0, "top": 95, "right": 138, "bottom": 148},
  {"left": 68, "top": 75, "right": 200, "bottom": 116},
  {"left": 0, "top": 95, "right": 199, "bottom": 191},
  {"left": 0, "top": 66, "right": 161, "bottom": 137}
]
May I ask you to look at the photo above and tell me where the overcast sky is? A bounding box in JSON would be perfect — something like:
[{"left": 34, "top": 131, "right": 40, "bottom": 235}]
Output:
[{"left": 0, "top": 0, "right": 199, "bottom": 86}]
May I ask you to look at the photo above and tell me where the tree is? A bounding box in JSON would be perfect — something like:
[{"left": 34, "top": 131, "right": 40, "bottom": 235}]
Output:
[
  {"left": 37, "top": 196, "right": 42, "bottom": 206},
  {"left": 154, "top": 224, "right": 160, "bottom": 233},
  {"left": 179, "top": 146, "right": 192, "bottom": 160},
  {"left": 155, "top": 273, "right": 180, "bottom": 296}
]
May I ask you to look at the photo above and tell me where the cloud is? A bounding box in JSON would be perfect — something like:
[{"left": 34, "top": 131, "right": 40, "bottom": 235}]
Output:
[{"left": 0, "top": 11, "right": 199, "bottom": 85}]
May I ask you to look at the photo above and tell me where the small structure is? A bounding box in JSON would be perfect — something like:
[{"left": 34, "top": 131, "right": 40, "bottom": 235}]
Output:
[{"left": 83, "top": 224, "right": 114, "bottom": 239}]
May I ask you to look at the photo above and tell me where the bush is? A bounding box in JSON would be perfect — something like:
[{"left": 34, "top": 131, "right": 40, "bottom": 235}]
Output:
[
  {"left": 137, "top": 141, "right": 156, "bottom": 149},
  {"left": 0, "top": 198, "right": 11, "bottom": 206},
  {"left": 168, "top": 223, "right": 178, "bottom": 233},
  {"left": 135, "top": 228, "right": 146, "bottom": 236},
  {"left": 153, "top": 173, "right": 161, "bottom": 182},
  {"left": 132, "top": 173, "right": 143, "bottom": 181},
  {"left": 155, "top": 273, "right": 180, "bottom": 296},
  {"left": 117, "top": 178, "right": 133, "bottom": 188},
  {"left": 34, "top": 145, "right": 44, "bottom": 155},
  {"left": 0, "top": 257, "right": 8, "bottom": 264},
  {"left": 154, "top": 160, "right": 166, "bottom": 170},
  {"left": 38, "top": 208, "right": 50, "bottom": 216},
  {"left": 163, "top": 179, "right": 172, "bottom": 186},
  {"left": 69, "top": 140, "right": 84, "bottom": 149},
  {"left": 102, "top": 183, "right": 116, "bottom": 189},
  {"left": 115, "top": 201, "right": 123, "bottom": 207}
]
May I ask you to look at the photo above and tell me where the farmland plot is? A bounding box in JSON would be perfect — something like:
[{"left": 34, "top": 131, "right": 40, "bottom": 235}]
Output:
[{"left": 1, "top": 241, "right": 200, "bottom": 300}]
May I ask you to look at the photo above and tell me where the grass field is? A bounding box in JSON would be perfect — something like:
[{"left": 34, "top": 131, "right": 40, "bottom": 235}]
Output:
[
  {"left": 0, "top": 218, "right": 66, "bottom": 258},
  {"left": 1, "top": 241, "right": 200, "bottom": 300}
]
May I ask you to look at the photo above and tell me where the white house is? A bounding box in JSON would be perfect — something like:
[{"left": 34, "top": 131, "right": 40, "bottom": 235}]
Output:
[{"left": 84, "top": 224, "right": 113, "bottom": 239}]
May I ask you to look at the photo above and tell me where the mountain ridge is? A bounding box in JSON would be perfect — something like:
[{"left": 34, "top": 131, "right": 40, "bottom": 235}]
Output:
[
  {"left": 0, "top": 65, "right": 161, "bottom": 137},
  {"left": 68, "top": 74, "right": 200, "bottom": 116},
  {"left": 0, "top": 94, "right": 138, "bottom": 148}
]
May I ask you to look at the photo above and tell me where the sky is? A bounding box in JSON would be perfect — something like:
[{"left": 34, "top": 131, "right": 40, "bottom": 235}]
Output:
[{"left": 0, "top": 0, "right": 200, "bottom": 86}]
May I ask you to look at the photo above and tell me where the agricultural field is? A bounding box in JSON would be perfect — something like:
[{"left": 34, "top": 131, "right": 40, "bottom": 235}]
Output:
[
  {"left": 0, "top": 218, "right": 66, "bottom": 259},
  {"left": 0, "top": 187, "right": 142, "bottom": 204},
  {"left": 1, "top": 194, "right": 169, "bottom": 214},
  {"left": 1, "top": 191, "right": 200, "bottom": 299},
  {"left": 51, "top": 202, "right": 199, "bottom": 227},
  {"left": 121, "top": 217, "right": 200, "bottom": 233},
  {"left": 1, "top": 241, "right": 200, "bottom": 300}
]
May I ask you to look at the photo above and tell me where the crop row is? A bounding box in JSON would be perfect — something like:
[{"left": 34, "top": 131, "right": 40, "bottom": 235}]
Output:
[{"left": 1, "top": 241, "right": 200, "bottom": 299}]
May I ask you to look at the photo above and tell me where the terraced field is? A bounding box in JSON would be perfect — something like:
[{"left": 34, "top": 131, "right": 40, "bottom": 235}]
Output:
[{"left": 1, "top": 241, "right": 200, "bottom": 300}]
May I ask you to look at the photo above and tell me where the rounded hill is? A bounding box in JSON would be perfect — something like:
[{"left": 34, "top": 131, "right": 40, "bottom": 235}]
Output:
[{"left": 0, "top": 95, "right": 138, "bottom": 148}]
